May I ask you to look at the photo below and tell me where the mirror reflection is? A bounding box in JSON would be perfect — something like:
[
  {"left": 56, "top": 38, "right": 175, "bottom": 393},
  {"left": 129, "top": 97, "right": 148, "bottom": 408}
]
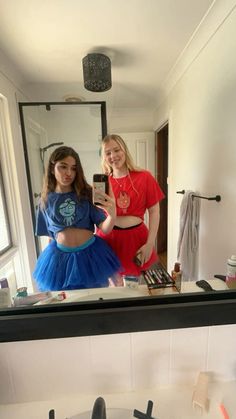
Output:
[
  {"left": 33, "top": 144, "right": 121, "bottom": 291},
  {"left": 19, "top": 102, "right": 167, "bottom": 304},
  {"left": 20, "top": 103, "right": 106, "bottom": 255},
  {"left": 16, "top": 101, "right": 230, "bottom": 308}
]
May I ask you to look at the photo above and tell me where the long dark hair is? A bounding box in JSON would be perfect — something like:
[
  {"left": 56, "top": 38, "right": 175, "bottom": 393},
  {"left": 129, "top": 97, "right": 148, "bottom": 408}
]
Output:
[{"left": 40, "top": 146, "right": 92, "bottom": 207}]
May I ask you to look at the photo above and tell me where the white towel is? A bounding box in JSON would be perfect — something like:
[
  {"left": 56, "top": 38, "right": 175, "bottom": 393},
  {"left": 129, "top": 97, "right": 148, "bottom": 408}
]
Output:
[{"left": 177, "top": 190, "right": 200, "bottom": 281}]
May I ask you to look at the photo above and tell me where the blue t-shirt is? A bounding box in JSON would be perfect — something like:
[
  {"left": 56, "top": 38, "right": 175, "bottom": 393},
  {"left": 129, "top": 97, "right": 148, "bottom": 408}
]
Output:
[{"left": 35, "top": 191, "right": 106, "bottom": 239}]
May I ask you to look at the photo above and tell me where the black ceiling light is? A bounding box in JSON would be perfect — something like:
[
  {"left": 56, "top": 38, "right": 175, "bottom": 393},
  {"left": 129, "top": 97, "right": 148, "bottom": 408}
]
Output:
[{"left": 82, "top": 53, "right": 112, "bottom": 92}]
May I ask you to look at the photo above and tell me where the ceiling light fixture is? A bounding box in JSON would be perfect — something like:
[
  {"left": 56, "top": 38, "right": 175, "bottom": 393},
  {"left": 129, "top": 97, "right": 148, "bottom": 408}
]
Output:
[
  {"left": 82, "top": 53, "right": 112, "bottom": 92},
  {"left": 63, "top": 94, "right": 85, "bottom": 102}
]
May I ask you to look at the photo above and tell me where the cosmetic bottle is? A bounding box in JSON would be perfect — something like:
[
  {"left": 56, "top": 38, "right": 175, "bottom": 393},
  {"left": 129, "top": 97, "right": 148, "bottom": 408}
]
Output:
[
  {"left": 0, "top": 278, "right": 12, "bottom": 308},
  {"left": 226, "top": 255, "right": 236, "bottom": 289},
  {"left": 171, "top": 262, "right": 182, "bottom": 282}
]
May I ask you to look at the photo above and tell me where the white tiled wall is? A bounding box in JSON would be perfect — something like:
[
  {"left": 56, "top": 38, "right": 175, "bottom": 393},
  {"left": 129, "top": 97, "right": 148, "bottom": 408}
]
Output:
[
  {"left": 131, "top": 330, "right": 171, "bottom": 388},
  {"left": 1, "top": 324, "right": 236, "bottom": 406}
]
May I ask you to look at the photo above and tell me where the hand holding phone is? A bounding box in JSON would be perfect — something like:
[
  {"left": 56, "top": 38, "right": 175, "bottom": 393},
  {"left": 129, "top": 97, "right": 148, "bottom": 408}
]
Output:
[
  {"left": 93, "top": 174, "right": 109, "bottom": 206},
  {"left": 133, "top": 252, "right": 142, "bottom": 266}
]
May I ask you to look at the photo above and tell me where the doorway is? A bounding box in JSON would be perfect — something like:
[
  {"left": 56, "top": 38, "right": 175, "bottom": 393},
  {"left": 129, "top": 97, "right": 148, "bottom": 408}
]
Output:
[{"left": 155, "top": 123, "right": 168, "bottom": 268}]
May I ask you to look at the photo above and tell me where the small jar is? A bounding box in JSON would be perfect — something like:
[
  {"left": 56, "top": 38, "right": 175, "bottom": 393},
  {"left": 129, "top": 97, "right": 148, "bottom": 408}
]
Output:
[
  {"left": 0, "top": 278, "right": 12, "bottom": 308},
  {"left": 226, "top": 255, "right": 236, "bottom": 289},
  {"left": 171, "top": 262, "right": 182, "bottom": 291},
  {"left": 123, "top": 275, "right": 140, "bottom": 289}
]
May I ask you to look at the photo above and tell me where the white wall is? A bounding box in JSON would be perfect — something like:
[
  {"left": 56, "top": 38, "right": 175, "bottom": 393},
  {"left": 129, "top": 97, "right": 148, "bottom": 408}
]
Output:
[
  {"left": 154, "top": 3, "right": 236, "bottom": 278},
  {"left": 108, "top": 107, "right": 154, "bottom": 133},
  {"left": 117, "top": 132, "right": 155, "bottom": 175},
  {"left": 0, "top": 52, "right": 36, "bottom": 291},
  {"left": 0, "top": 324, "right": 236, "bottom": 417}
]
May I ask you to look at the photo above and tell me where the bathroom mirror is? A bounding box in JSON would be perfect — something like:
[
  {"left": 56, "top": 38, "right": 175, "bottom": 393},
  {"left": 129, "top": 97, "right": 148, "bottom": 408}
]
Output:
[
  {"left": 0, "top": 96, "right": 236, "bottom": 342},
  {"left": 0, "top": 99, "right": 235, "bottom": 343},
  {"left": 18, "top": 100, "right": 222, "bottom": 301}
]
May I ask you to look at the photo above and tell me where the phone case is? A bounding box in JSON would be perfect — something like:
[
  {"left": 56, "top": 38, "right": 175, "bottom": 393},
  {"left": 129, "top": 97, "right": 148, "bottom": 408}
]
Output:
[
  {"left": 133, "top": 253, "right": 142, "bottom": 266},
  {"left": 93, "top": 174, "right": 109, "bottom": 205}
]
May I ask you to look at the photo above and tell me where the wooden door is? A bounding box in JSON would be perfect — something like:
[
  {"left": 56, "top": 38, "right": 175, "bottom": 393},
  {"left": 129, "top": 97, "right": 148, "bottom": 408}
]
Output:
[{"left": 156, "top": 124, "right": 168, "bottom": 254}]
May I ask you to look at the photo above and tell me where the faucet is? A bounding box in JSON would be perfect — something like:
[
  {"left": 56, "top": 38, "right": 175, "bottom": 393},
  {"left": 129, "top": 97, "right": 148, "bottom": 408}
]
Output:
[
  {"left": 91, "top": 397, "right": 107, "bottom": 419},
  {"left": 133, "top": 400, "right": 155, "bottom": 419}
]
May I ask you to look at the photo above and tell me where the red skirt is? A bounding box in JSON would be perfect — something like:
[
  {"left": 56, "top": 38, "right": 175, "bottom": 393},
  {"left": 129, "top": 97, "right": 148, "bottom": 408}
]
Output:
[{"left": 96, "top": 222, "right": 158, "bottom": 276}]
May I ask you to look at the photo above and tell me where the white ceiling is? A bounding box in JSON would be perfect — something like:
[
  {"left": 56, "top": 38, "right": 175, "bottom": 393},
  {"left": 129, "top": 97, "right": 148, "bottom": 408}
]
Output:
[{"left": 0, "top": 0, "right": 214, "bottom": 111}]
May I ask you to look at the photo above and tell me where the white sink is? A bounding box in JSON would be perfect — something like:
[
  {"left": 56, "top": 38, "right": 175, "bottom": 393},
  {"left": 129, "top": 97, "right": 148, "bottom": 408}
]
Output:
[
  {"left": 67, "top": 407, "right": 133, "bottom": 419},
  {"left": 63, "top": 287, "right": 147, "bottom": 303},
  {"left": 35, "top": 287, "right": 148, "bottom": 305}
]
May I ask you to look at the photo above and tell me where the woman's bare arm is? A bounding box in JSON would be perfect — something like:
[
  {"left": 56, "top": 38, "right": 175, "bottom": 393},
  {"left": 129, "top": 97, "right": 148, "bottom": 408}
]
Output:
[{"left": 137, "top": 203, "right": 160, "bottom": 265}]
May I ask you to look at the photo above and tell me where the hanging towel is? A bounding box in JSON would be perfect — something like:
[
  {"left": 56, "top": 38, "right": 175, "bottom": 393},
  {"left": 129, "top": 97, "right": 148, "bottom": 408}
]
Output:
[{"left": 177, "top": 190, "right": 200, "bottom": 281}]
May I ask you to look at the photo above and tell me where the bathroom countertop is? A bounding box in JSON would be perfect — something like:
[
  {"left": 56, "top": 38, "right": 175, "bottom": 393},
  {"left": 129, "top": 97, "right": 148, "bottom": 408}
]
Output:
[
  {"left": 180, "top": 278, "right": 228, "bottom": 293},
  {"left": 0, "top": 381, "right": 235, "bottom": 419},
  {"left": 34, "top": 278, "right": 228, "bottom": 305}
]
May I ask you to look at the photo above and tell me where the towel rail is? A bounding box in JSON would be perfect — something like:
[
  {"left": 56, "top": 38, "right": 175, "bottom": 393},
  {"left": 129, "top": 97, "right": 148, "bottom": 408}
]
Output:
[{"left": 176, "top": 190, "right": 221, "bottom": 202}]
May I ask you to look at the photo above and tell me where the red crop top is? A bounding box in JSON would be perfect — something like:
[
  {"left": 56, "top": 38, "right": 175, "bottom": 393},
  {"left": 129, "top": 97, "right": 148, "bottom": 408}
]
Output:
[{"left": 109, "top": 170, "right": 164, "bottom": 219}]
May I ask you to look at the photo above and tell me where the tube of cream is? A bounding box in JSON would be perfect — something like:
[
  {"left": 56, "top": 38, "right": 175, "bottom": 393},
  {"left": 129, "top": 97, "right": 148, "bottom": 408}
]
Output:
[{"left": 219, "top": 403, "right": 229, "bottom": 419}]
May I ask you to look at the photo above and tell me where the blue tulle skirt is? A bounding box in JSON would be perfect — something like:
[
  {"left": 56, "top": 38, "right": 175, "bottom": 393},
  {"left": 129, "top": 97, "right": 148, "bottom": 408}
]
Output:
[{"left": 33, "top": 236, "right": 121, "bottom": 291}]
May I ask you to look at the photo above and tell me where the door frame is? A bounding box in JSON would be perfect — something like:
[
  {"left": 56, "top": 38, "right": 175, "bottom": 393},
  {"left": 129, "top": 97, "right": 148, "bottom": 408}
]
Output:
[{"left": 155, "top": 122, "right": 168, "bottom": 265}]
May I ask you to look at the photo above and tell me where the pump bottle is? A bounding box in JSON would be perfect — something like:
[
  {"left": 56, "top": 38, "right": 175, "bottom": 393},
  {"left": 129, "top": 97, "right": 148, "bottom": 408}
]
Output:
[
  {"left": 171, "top": 262, "right": 182, "bottom": 281},
  {"left": 171, "top": 262, "right": 182, "bottom": 291},
  {"left": 226, "top": 255, "right": 236, "bottom": 289}
]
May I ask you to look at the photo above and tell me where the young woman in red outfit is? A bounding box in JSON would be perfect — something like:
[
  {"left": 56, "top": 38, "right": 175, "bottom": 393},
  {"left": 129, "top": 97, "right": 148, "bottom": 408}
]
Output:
[{"left": 96, "top": 134, "right": 164, "bottom": 279}]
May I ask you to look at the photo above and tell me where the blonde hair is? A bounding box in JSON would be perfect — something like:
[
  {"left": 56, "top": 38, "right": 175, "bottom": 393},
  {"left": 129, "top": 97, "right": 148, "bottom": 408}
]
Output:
[{"left": 101, "top": 134, "right": 140, "bottom": 175}]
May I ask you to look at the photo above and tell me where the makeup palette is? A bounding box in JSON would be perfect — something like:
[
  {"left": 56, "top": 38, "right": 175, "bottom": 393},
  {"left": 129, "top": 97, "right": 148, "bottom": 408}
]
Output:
[{"left": 142, "top": 262, "right": 180, "bottom": 291}]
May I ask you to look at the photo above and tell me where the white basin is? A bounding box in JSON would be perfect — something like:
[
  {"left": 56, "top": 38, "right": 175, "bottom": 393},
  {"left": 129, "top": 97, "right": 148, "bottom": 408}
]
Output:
[
  {"left": 34, "top": 287, "right": 148, "bottom": 305},
  {"left": 67, "top": 408, "right": 133, "bottom": 419},
  {"left": 63, "top": 287, "right": 147, "bottom": 303}
]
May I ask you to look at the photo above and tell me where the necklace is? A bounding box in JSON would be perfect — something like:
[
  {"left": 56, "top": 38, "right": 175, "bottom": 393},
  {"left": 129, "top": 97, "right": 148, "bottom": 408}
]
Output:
[
  {"left": 112, "top": 173, "right": 131, "bottom": 213},
  {"left": 113, "top": 174, "right": 128, "bottom": 188}
]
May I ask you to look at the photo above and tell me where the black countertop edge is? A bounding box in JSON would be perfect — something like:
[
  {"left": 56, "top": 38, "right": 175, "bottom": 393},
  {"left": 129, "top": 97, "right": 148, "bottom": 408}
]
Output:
[
  {"left": 1, "top": 289, "right": 236, "bottom": 316},
  {"left": 1, "top": 290, "right": 236, "bottom": 342}
]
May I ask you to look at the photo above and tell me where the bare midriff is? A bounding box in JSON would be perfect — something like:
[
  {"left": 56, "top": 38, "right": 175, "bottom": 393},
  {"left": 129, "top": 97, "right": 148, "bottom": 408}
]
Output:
[
  {"left": 115, "top": 215, "right": 142, "bottom": 228},
  {"left": 56, "top": 228, "right": 94, "bottom": 247}
]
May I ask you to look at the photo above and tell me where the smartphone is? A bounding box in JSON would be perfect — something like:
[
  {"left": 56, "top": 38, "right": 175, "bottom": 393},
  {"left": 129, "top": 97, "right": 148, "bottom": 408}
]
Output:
[
  {"left": 93, "top": 174, "right": 109, "bottom": 205},
  {"left": 133, "top": 252, "right": 142, "bottom": 267}
]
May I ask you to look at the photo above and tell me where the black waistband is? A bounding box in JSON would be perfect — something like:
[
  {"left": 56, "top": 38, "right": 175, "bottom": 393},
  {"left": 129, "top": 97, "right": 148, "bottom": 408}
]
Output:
[{"left": 113, "top": 222, "right": 142, "bottom": 230}]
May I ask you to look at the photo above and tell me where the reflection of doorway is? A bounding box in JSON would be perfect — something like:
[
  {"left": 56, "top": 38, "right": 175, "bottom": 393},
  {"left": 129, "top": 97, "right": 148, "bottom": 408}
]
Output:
[{"left": 156, "top": 123, "right": 168, "bottom": 268}]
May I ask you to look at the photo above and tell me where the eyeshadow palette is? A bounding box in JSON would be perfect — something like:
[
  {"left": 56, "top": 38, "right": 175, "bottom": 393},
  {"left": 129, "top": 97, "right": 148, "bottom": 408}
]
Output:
[{"left": 142, "top": 262, "right": 180, "bottom": 291}]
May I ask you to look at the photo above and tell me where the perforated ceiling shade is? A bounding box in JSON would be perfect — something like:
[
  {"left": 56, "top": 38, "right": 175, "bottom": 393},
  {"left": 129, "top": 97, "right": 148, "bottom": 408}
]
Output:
[{"left": 82, "top": 53, "right": 112, "bottom": 92}]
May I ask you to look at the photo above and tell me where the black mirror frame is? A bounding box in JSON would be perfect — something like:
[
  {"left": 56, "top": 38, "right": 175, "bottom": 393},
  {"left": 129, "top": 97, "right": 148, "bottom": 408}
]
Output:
[{"left": 1, "top": 290, "right": 236, "bottom": 342}]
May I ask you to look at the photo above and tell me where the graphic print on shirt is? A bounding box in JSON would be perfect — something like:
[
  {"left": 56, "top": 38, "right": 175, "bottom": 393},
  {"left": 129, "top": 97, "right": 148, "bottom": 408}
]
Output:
[
  {"left": 113, "top": 175, "right": 131, "bottom": 213},
  {"left": 58, "top": 198, "right": 76, "bottom": 226},
  {"left": 117, "top": 191, "right": 130, "bottom": 213}
]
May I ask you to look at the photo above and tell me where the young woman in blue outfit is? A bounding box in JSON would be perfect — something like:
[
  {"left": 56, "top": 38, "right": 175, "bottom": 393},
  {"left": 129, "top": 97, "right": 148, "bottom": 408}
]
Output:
[{"left": 33, "top": 146, "right": 121, "bottom": 291}]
